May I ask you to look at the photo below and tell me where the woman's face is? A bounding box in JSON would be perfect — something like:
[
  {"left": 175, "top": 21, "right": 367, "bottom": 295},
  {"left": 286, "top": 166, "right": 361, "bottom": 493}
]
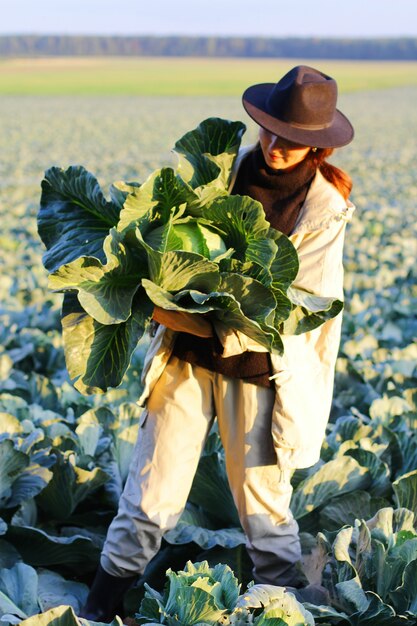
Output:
[{"left": 258, "top": 128, "right": 311, "bottom": 171}]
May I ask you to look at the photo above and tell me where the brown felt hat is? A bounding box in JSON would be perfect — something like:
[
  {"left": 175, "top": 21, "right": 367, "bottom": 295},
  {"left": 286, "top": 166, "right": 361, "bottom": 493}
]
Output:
[{"left": 242, "top": 65, "right": 354, "bottom": 148}]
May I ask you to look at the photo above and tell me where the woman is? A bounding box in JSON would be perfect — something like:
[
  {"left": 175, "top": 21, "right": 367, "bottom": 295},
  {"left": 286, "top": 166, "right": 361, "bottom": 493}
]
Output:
[{"left": 81, "top": 65, "right": 354, "bottom": 620}]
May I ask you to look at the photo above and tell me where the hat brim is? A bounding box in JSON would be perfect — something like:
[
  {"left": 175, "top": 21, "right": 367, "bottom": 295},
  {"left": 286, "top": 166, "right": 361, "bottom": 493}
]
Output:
[{"left": 242, "top": 83, "right": 354, "bottom": 148}]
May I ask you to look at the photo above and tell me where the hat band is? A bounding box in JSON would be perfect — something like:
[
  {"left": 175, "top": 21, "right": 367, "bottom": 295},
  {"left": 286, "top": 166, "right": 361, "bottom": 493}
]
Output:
[{"left": 282, "top": 118, "right": 333, "bottom": 130}]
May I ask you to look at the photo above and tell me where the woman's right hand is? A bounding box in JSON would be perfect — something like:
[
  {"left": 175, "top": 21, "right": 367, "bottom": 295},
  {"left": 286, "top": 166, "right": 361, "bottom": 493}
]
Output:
[{"left": 152, "top": 306, "right": 213, "bottom": 338}]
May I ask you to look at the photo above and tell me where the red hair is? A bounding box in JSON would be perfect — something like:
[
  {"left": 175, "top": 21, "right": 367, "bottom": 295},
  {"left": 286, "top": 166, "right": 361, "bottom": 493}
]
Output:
[{"left": 311, "top": 148, "right": 352, "bottom": 201}]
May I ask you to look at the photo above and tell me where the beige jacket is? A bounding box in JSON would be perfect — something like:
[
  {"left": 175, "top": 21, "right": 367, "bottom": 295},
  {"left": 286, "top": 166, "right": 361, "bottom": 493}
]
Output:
[{"left": 137, "top": 149, "right": 355, "bottom": 469}]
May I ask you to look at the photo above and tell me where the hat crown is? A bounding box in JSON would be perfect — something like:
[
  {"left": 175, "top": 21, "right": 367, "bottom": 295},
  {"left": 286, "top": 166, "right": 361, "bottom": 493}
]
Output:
[
  {"left": 241, "top": 64, "right": 354, "bottom": 148},
  {"left": 266, "top": 65, "right": 338, "bottom": 130}
]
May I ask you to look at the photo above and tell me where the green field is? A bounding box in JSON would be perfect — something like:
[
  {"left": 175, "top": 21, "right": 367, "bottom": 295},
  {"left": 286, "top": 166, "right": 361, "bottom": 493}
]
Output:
[
  {"left": 1, "top": 56, "right": 417, "bottom": 95},
  {"left": 2, "top": 74, "right": 417, "bottom": 623}
]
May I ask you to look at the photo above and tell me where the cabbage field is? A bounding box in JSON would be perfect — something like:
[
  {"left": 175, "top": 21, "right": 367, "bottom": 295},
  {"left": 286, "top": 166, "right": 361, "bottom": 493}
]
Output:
[{"left": 1, "top": 82, "right": 417, "bottom": 626}]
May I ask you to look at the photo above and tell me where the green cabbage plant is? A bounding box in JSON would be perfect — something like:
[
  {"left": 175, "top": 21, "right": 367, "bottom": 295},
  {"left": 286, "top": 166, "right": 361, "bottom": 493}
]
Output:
[
  {"left": 38, "top": 118, "right": 342, "bottom": 395},
  {"left": 136, "top": 560, "right": 314, "bottom": 626},
  {"left": 0, "top": 562, "right": 88, "bottom": 625},
  {"left": 307, "top": 507, "right": 417, "bottom": 625}
]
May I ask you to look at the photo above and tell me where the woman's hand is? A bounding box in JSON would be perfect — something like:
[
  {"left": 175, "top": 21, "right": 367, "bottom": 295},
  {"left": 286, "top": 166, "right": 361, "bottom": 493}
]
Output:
[{"left": 152, "top": 306, "right": 213, "bottom": 338}]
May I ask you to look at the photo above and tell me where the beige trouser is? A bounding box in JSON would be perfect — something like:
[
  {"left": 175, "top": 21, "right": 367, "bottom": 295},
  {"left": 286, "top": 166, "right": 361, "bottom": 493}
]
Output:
[{"left": 101, "top": 356, "right": 301, "bottom": 585}]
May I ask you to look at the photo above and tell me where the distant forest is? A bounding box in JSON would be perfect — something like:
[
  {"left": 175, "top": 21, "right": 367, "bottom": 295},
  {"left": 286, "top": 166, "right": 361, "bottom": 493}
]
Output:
[{"left": 1, "top": 35, "right": 417, "bottom": 60}]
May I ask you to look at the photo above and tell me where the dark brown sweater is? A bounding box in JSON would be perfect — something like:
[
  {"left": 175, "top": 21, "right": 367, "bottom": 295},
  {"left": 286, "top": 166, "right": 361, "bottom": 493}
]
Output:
[
  {"left": 232, "top": 146, "right": 316, "bottom": 234},
  {"left": 172, "top": 148, "right": 316, "bottom": 387}
]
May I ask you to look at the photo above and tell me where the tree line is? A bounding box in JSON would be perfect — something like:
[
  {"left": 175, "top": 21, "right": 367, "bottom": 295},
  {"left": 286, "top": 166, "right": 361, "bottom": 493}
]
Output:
[{"left": 1, "top": 35, "right": 417, "bottom": 60}]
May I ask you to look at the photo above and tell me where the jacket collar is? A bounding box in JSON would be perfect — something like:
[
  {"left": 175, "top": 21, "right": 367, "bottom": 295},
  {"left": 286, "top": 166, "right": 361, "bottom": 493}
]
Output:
[{"left": 293, "top": 169, "right": 355, "bottom": 233}]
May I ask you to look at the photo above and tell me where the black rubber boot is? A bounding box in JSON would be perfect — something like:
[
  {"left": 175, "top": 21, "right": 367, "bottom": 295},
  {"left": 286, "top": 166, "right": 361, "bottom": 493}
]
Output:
[{"left": 79, "top": 564, "right": 137, "bottom": 622}]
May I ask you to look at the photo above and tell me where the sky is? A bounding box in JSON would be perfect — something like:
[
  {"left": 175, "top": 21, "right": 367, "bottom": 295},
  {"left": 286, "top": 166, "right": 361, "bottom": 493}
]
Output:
[{"left": 2, "top": 0, "right": 417, "bottom": 38}]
